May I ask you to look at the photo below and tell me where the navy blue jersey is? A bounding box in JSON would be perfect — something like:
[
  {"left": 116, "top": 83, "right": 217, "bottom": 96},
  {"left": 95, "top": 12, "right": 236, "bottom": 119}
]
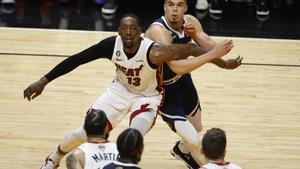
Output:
[
  {"left": 150, "top": 16, "right": 201, "bottom": 127},
  {"left": 103, "top": 161, "right": 141, "bottom": 169},
  {"left": 151, "top": 16, "right": 192, "bottom": 88}
]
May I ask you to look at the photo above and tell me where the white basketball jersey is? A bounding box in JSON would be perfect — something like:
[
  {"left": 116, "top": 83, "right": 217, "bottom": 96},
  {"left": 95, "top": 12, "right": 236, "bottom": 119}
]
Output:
[
  {"left": 202, "top": 162, "right": 242, "bottom": 169},
  {"left": 78, "top": 142, "right": 118, "bottom": 169},
  {"left": 111, "top": 36, "right": 163, "bottom": 96}
]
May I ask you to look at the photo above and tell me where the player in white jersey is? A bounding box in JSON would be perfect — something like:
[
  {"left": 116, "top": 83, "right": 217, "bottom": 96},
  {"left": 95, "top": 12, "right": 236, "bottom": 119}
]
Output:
[
  {"left": 66, "top": 109, "right": 118, "bottom": 169},
  {"left": 200, "top": 128, "right": 242, "bottom": 169},
  {"left": 23, "top": 13, "right": 234, "bottom": 169}
]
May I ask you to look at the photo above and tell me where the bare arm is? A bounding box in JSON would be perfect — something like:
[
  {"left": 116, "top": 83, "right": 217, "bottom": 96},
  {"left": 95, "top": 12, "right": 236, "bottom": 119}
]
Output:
[
  {"left": 184, "top": 15, "right": 242, "bottom": 69},
  {"left": 168, "top": 39, "right": 234, "bottom": 75},
  {"left": 145, "top": 24, "right": 207, "bottom": 65},
  {"left": 148, "top": 42, "right": 207, "bottom": 65},
  {"left": 66, "top": 149, "right": 85, "bottom": 169}
]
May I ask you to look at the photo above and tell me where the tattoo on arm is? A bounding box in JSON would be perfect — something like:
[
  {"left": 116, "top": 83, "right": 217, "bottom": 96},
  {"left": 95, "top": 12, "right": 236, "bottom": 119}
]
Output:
[
  {"left": 66, "top": 154, "right": 78, "bottom": 169},
  {"left": 169, "top": 43, "right": 207, "bottom": 60}
]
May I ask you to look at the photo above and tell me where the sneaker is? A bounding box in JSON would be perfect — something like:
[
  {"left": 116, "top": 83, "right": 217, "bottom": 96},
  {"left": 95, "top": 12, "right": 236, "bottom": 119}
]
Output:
[
  {"left": 170, "top": 141, "right": 200, "bottom": 169},
  {"left": 196, "top": 0, "right": 208, "bottom": 11},
  {"left": 40, "top": 155, "right": 59, "bottom": 169},
  {"left": 209, "top": 0, "right": 223, "bottom": 14},
  {"left": 101, "top": 0, "right": 117, "bottom": 14},
  {"left": 256, "top": 1, "right": 270, "bottom": 16}
]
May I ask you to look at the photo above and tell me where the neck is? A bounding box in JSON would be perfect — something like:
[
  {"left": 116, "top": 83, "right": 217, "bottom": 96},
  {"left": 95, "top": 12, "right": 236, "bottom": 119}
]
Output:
[
  {"left": 118, "top": 157, "right": 138, "bottom": 164},
  {"left": 87, "top": 136, "right": 106, "bottom": 143},
  {"left": 208, "top": 158, "right": 227, "bottom": 165},
  {"left": 164, "top": 16, "right": 184, "bottom": 31}
]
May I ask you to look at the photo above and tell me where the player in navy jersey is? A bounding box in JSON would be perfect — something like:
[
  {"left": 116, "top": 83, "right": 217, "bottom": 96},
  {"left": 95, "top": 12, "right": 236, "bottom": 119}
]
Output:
[
  {"left": 24, "top": 13, "right": 234, "bottom": 169},
  {"left": 145, "top": 0, "right": 243, "bottom": 168},
  {"left": 103, "top": 128, "right": 143, "bottom": 169}
]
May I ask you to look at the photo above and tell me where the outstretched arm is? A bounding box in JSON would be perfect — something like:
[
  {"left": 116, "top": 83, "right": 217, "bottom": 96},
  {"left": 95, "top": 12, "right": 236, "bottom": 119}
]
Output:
[
  {"left": 148, "top": 42, "right": 207, "bottom": 65},
  {"left": 168, "top": 40, "right": 234, "bottom": 75},
  {"left": 184, "top": 15, "right": 243, "bottom": 69},
  {"left": 23, "top": 36, "right": 116, "bottom": 101}
]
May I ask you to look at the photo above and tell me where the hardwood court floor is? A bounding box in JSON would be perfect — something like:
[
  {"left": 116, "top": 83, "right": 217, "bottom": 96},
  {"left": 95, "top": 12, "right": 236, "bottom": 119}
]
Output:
[{"left": 0, "top": 27, "right": 299, "bottom": 169}]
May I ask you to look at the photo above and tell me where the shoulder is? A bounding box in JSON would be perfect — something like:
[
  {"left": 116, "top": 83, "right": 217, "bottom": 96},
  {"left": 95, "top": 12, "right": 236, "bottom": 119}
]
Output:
[
  {"left": 66, "top": 149, "right": 85, "bottom": 169},
  {"left": 145, "top": 24, "right": 170, "bottom": 38},
  {"left": 229, "top": 162, "right": 243, "bottom": 169}
]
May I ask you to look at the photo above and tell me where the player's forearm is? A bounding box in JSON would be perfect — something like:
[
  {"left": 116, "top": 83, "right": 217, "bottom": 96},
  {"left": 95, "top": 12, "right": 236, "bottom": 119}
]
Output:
[
  {"left": 168, "top": 50, "right": 219, "bottom": 75},
  {"left": 211, "top": 58, "right": 227, "bottom": 68},
  {"left": 169, "top": 43, "right": 207, "bottom": 60}
]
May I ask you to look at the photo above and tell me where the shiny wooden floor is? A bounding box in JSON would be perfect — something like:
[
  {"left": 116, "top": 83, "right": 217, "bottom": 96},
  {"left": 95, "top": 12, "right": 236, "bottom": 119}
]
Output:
[{"left": 0, "top": 27, "right": 299, "bottom": 169}]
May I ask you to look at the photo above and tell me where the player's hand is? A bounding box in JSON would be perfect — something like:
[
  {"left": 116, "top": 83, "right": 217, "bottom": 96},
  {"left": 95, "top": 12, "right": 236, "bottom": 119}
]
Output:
[
  {"left": 183, "top": 22, "right": 197, "bottom": 38},
  {"left": 224, "top": 55, "right": 243, "bottom": 69},
  {"left": 23, "top": 77, "right": 48, "bottom": 101},
  {"left": 212, "top": 39, "right": 234, "bottom": 58}
]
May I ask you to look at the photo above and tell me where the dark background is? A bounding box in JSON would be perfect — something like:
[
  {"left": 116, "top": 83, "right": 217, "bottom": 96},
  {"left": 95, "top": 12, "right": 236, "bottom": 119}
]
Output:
[{"left": 0, "top": 0, "right": 299, "bottom": 39}]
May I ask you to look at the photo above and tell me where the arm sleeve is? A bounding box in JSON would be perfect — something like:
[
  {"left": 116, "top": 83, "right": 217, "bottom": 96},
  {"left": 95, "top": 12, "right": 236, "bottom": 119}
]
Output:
[{"left": 45, "top": 36, "right": 116, "bottom": 82}]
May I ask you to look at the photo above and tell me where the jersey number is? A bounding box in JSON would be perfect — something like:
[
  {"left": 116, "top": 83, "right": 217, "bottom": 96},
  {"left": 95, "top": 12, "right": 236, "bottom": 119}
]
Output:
[{"left": 127, "top": 77, "right": 141, "bottom": 86}]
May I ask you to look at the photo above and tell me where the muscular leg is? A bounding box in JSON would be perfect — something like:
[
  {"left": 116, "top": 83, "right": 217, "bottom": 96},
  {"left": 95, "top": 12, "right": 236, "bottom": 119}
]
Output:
[
  {"left": 47, "top": 125, "right": 87, "bottom": 166},
  {"left": 174, "top": 118, "right": 204, "bottom": 166}
]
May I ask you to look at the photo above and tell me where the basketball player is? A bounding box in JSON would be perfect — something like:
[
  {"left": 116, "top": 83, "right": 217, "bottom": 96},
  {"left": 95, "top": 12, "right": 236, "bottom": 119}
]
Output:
[
  {"left": 144, "top": 0, "right": 243, "bottom": 168},
  {"left": 103, "top": 128, "right": 143, "bottom": 169},
  {"left": 65, "top": 109, "right": 118, "bottom": 169},
  {"left": 200, "top": 128, "right": 242, "bottom": 169},
  {"left": 23, "top": 14, "right": 234, "bottom": 169}
]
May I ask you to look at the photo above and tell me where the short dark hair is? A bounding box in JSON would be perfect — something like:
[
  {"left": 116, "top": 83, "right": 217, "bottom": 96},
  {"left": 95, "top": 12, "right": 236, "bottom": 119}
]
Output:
[
  {"left": 202, "top": 128, "right": 227, "bottom": 160},
  {"left": 165, "top": 0, "right": 188, "bottom": 4},
  {"left": 117, "top": 128, "right": 143, "bottom": 161},
  {"left": 119, "top": 13, "right": 141, "bottom": 27},
  {"left": 84, "top": 109, "right": 108, "bottom": 136}
]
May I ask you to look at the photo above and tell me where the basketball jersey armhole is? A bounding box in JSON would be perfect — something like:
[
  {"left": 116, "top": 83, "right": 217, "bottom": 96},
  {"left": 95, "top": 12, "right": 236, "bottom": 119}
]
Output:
[{"left": 146, "top": 42, "right": 157, "bottom": 69}]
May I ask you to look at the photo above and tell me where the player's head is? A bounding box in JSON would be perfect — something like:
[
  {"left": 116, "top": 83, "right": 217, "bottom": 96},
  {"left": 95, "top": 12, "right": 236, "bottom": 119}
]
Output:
[
  {"left": 117, "top": 128, "right": 144, "bottom": 164},
  {"left": 84, "top": 109, "right": 109, "bottom": 139},
  {"left": 201, "top": 128, "right": 227, "bottom": 160},
  {"left": 118, "top": 14, "right": 142, "bottom": 49},
  {"left": 164, "top": 0, "right": 188, "bottom": 25}
]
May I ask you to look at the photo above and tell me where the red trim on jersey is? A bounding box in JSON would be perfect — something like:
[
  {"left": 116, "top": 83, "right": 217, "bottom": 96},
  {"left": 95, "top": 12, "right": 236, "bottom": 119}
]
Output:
[
  {"left": 107, "top": 120, "right": 113, "bottom": 132},
  {"left": 156, "top": 63, "right": 165, "bottom": 115},
  {"left": 155, "top": 63, "right": 165, "bottom": 95},
  {"left": 212, "top": 161, "right": 230, "bottom": 166},
  {"left": 88, "top": 140, "right": 110, "bottom": 144}
]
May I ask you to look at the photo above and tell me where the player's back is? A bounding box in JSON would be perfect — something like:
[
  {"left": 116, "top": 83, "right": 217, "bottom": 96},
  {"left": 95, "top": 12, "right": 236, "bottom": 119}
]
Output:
[
  {"left": 201, "top": 162, "right": 242, "bottom": 169},
  {"left": 78, "top": 142, "right": 118, "bottom": 169}
]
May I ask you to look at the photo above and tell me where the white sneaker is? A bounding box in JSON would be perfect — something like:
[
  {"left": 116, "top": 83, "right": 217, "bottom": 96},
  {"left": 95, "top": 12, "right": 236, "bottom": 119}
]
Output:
[{"left": 196, "top": 0, "right": 208, "bottom": 10}]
